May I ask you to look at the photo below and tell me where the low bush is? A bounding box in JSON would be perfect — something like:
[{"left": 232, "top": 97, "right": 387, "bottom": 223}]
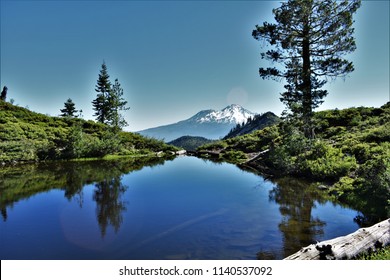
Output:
[
  {"left": 301, "top": 141, "right": 357, "bottom": 180},
  {"left": 218, "top": 150, "right": 247, "bottom": 163},
  {"left": 363, "top": 124, "right": 390, "bottom": 143},
  {"left": 199, "top": 140, "right": 228, "bottom": 151}
]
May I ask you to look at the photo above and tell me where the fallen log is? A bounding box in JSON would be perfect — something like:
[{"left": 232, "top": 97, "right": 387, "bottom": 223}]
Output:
[
  {"left": 175, "top": 150, "right": 187, "bottom": 155},
  {"left": 242, "top": 149, "right": 269, "bottom": 164},
  {"left": 284, "top": 218, "right": 390, "bottom": 260}
]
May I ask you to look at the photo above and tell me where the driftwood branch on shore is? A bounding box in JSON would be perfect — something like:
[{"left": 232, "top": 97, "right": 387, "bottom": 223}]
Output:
[
  {"left": 284, "top": 218, "right": 390, "bottom": 260},
  {"left": 243, "top": 149, "right": 269, "bottom": 164}
]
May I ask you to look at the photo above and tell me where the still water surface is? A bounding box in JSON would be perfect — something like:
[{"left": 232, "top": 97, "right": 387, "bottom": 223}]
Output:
[{"left": 0, "top": 156, "right": 360, "bottom": 259}]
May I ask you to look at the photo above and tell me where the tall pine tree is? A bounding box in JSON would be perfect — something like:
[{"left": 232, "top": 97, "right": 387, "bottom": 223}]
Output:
[
  {"left": 93, "top": 61, "right": 112, "bottom": 124},
  {"left": 252, "top": 0, "right": 361, "bottom": 137},
  {"left": 107, "top": 78, "right": 130, "bottom": 130},
  {"left": 92, "top": 61, "right": 129, "bottom": 130}
]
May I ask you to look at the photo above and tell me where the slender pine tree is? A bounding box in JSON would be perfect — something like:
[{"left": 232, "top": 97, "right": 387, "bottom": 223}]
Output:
[
  {"left": 92, "top": 61, "right": 130, "bottom": 130},
  {"left": 107, "top": 78, "right": 130, "bottom": 130},
  {"left": 92, "top": 61, "right": 112, "bottom": 124}
]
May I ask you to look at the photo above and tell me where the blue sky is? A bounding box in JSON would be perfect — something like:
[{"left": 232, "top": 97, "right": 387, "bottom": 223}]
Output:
[{"left": 1, "top": 0, "right": 389, "bottom": 131}]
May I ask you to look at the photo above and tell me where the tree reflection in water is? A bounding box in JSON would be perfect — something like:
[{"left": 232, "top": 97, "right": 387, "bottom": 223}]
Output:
[
  {"left": 1, "top": 208, "right": 7, "bottom": 222},
  {"left": 258, "top": 177, "right": 328, "bottom": 259},
  {"left": 93, "top": 176, "right": 127, "bottom": 237},
  {"left": 0, "top": 157, "right": 168, "bottom": 234}
]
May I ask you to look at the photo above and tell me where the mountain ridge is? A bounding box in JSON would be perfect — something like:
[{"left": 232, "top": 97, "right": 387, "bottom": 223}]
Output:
[
  {"left": 137, "top": 104, "right": 257, "bottom": 142},
  {"left": 224, "top": 111, "right": 281, "bottom": 139}
]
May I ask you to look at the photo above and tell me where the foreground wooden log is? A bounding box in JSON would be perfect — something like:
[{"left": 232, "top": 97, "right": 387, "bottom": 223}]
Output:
[{"left": 284, "top": 218, "right": 390, "bottom": 260}]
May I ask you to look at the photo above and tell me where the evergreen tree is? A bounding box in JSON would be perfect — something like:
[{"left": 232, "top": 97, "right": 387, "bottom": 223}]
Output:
[
  {"left": 252, "top": 0, "right": 361, "bottom": 137},
  {"left": 60, "top": 98, "right": 78, "bottom": 117},
  {"left": 1, "top": 86, "right": 8, "bottom": 101},
  {"left": 107, "top": 78, "right": 130, "bottom": 130},
  {"left": 93, "top": 61, "right": 112, "bottom": 124},
  {"left": 92, "top": 61, "right": 130, "bottom": 130}
]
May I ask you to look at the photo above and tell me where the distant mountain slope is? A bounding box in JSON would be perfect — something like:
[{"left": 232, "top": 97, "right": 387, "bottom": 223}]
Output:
[
  {"left": 224, "top": 112, "right": 281, "bottom": 139},
  {"left": 168, "top": 136, "right": 215, "bottom": 151},
  {"left": 137, "top": 104, "right": 256, "bottom": 142}
]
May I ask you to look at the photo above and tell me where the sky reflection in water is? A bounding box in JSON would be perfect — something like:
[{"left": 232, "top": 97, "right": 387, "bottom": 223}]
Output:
[{"left": 0, "top": 156, "right": 360, "bottom": 259}]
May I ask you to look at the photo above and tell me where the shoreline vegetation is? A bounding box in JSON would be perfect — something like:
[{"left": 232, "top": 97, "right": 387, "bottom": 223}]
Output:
[
  {"left": 197, "top": 102, "right": 390, "bottom": 228},
  {"left": 0, "top": 100, "right": 178, "bottom": 165},
  {"left": 1, "top": 99, "right": 389, "bottom": 259}
]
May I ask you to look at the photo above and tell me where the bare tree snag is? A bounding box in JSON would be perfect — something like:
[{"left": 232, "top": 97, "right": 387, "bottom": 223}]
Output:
[{"left": 284, "top": 218, "right": 390, "bottom": 260}]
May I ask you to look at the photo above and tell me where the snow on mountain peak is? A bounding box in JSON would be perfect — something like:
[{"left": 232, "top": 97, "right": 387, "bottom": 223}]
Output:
[
  {"left": 138, "top": 104, "right": 259, "bottom": 141},
  {"left": 193, "top": 104, "right": 255, "bottom": 124}
]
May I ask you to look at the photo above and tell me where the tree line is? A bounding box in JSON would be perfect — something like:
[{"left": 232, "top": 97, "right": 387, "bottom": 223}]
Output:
[{"left": 60, "top": 61, "right": 129, "bottom": 131}]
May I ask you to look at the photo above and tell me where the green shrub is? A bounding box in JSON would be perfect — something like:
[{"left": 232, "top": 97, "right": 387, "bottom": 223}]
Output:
[
  {"left": 96, "top": 130, "right": 123, "bottom": 156},
  {"left": 332, "top": 149, "right": 390, "bottom": 224},
  {"left": 268, "top": 144, "right": 296, "bottom": 173},
  {"left": 358, "top": 247, "right": 390, "bottom": 260},
  {"left": 363, "top": 124, "right": 390, "bottom": 143},
  {"left": 323, "top": 126, "right": 347, "bottom": 139},
  {"left": 63, "top": 125, "right": 89, "bottom": 158},
  {"left": 301, "top": 141, "right": 357, "bottom": 180},
  {"left": 347, "top": 143, "right": 371, "bottom": 163},
  {"left": 220, "top": 150, "right": 247, "bottom": 163},
  {"left": 331, "top": 176, "right": 356, "bottom": 197},
  {"left": 37, "top": 141, "right": 62, "bottom": 160},
  {"left": 356, "top": 152, "right": 390, "bottom": 198},
  {"left": 0, "top": 140, "right": 39, "bottom": 162},
  {"left": 198, "top": 141, "right": 228, "bottom": 151}
]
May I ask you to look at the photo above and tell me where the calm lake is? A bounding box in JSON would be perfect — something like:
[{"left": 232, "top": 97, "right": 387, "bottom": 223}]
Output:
[{"left": 0, "top": 156, "right": 361, "bottom": 260}]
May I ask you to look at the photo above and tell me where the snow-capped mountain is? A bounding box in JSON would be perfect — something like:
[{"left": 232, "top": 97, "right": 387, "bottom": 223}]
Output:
[
  {"left": 137, "top": 104, "right": 256, "bottom": 142},
  {"left": 190, "top": 104, "right": 255, "bottom": 124}
]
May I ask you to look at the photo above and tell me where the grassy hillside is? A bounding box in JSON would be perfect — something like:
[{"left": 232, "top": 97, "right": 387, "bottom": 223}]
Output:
[
  {"left": 0, "top": 100, "right": 177, "bottom": 163},
  {"left": 198, "top": 102, "right": 390, "bottom": 225}
]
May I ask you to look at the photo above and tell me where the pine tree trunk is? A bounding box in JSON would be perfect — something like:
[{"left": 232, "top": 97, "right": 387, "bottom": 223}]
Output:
[{"left": 302, "top": 12, "right": 313, "bottom": 138}]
